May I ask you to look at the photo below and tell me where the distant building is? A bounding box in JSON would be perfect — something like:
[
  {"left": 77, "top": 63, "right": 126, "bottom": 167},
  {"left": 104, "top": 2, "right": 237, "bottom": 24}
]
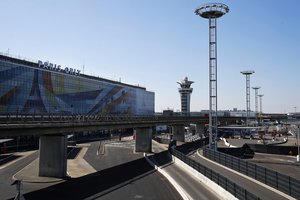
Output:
[
  {"left": 159, "top": 109, "right": 256, "bottom": 118},
  {"left": 177, "top": 77, "right": 194, "bottom": 116},
  {"left": 162, "top": 109, "right": 174, "bottom": 116},
  {"left": 199, "top": 109, "right": 256, "bottom": 118}
]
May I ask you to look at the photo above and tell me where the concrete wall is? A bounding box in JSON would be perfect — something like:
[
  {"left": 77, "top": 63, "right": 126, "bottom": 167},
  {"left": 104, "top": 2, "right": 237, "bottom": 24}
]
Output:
[
  {"left": 172, "top": 125, "right": 185, "bottom": 142},
  {"left": 39, "top": 135, "right": 67, "bottom": 178},
  {"left": 196, "top": 124, "right": 206, "bottom": 135},
  {"left": 135, "top": 128, "right": 152, "bottom": 152},
  {"left": 171, "top": 151, "right": 238, "bottom": 200}
]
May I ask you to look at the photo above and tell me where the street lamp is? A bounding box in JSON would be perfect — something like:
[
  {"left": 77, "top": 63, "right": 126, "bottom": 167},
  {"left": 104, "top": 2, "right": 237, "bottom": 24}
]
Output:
[
  {"left": 195, "top": 3, "right": 229, "bottom": 151},
  {"left": 258, "top": 94, "right": 264, "bottom": 123},
  {"left": 297, "top": 126, "right": 300, "bottom": 162},
  {"left": 252, "top": 86, "right": 260, "bottom": 114},
  {"left": 241, "top": 70, "right": 255, "bottom": 126}
]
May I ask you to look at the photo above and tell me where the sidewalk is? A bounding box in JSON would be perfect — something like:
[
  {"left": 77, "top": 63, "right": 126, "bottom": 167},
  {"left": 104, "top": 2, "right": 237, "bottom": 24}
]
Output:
[{"left": 13, "top": 144, "right": 97, "bottom": 183}]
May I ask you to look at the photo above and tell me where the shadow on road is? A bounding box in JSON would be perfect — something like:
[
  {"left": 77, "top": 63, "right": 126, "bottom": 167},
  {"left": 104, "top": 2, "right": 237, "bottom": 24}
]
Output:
[
  {"left": 67, "top": 147, "right": 82, "bottom": 160},
  {"left": 0, "top": 154, "right": 22, "bottom": 166},
  {"left": 176, "top": 138, "right": 209, "bottom": 155},
  {"left": 17, "top": 157, "right": 156, "bottom": 200},
  {"left": 147, "top": 150, "right": 173, "bottom": 169}
]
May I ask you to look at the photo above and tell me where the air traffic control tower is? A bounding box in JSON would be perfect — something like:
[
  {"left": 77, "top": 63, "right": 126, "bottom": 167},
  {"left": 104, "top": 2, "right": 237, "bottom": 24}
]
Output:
[{"left": 177, "top": 77, "right": 194, "bottom": 116}]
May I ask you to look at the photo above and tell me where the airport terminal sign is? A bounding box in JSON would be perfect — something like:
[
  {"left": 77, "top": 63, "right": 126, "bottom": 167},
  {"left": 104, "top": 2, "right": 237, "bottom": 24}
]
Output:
[{"left": 38, "top": 60, "right": 81, "bottom": 76}]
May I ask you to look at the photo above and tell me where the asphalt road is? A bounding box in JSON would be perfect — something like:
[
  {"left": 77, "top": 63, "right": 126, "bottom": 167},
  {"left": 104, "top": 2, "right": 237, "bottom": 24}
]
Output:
[
  {"left": 150, "top": 141, "right": 222, "bottom": 200},
  {"left": 0, "top": 139, "right": 183, "bottom": 200},
  {"left": 82, "top": 140, "right": 183, "bottom": 200},
  {"left": 190, "top": 150, "right": 293, "bottom": 200},
  {"left": 248, "top": 152, "right": 300, "bottom": 179},
  {"left": 0, "top": 151, "right": 38, "bottom": 200}
]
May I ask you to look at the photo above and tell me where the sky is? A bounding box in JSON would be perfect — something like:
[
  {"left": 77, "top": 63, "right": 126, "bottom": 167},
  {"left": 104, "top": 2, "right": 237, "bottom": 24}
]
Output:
[{"left": 1, "top": 0, "right": 300, "bottom": 114}]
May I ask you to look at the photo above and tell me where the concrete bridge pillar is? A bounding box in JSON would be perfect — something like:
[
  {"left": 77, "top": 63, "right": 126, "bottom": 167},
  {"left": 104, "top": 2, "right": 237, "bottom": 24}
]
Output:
[
  {"left": 39, "top": 135, "right": 67, "bottom": 178},
  {"left": 196, "top": 124, "right": 206, "bottom": 137},
  {"left": 134, "top": 127, "right": 152, "bottom": 152},
  {"left": 172, "top": 125, "right": 185, "bottom": 142}
]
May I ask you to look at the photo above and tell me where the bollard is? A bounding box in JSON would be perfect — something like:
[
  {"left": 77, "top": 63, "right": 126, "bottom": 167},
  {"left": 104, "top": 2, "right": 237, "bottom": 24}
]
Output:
[{"left": 11, "top": 180, "right": 25, "bottom": 200}]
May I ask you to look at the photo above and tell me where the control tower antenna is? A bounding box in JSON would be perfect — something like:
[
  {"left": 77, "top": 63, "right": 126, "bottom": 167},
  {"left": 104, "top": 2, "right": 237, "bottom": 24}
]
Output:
[
  {"left": 195, "top": 3, "right": 229, "bottom": 151},
  {"left": 241, "top": 70, "right": 255, "bottom": 125},
  {"left": 177, "top": 77, "right": 194, "bottom": 116},
  {"left": 252, "top": 86, "right": 261, "bottom": 114}
]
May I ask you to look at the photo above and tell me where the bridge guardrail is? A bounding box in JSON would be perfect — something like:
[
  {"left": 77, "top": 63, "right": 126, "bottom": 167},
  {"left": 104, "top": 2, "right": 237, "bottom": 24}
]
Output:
[
  {"left": 169, "top": 142, "right": 260, "bottom": 200},
  {"left": 0, "top": 114, "right": 192, "bottom": 123},
  {"left": 203, "top": 147, "right": 300, "bottom": 199},
  {"left": 0, "top": 114, "right": 245, "bottom": 125}
]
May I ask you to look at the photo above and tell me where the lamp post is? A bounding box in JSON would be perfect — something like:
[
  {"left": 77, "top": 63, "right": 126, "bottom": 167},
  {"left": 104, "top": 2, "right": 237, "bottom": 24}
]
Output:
[
  {"left": 258, "top": 94, "right": 264, "bottom": 123},
  {"left": 195, "top": 3, "right": 229, "bottom": 151},
  {"left": 241, "top": 70, "right": 255, "bottom": 126},
  {"left": 252, "top": 86, "right": 260, "bottom": 114},
  {"left": 297, "top": 126, "right": 300, "bottom": 162}
]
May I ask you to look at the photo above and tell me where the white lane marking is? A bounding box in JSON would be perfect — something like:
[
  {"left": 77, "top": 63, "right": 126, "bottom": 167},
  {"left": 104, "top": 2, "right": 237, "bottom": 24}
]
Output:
[
  {"left": 144, "top": 153, "right": 192, "bottom": 200},
  {"left": 0, "top": 150, "right": 36, "bottom": 170}
]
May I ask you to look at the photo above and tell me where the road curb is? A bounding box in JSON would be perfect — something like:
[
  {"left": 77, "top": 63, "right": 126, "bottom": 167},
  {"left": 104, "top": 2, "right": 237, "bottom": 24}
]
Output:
[
  {"left": 144, "top": 153, "right": 191, "bottom": 200},
  {"left": 196, "top": 150, "right": 296, "bottom": 200},
  {"left": 170, "top": 151, "right": 237, "bottom": 200}
]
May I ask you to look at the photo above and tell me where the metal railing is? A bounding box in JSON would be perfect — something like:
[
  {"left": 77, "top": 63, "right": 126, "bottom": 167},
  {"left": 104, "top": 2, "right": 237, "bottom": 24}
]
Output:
[
  {"left": 0, "top": 113, "right": 246, "bottom": 125},
  {"left": 203, "top": 148, "right": 300, "bottom": 199},
  {"left": 0, "top": 114, "right": 187, "bottom": 123},
  {"left": 169, "top": 143, "right": 260, "bottom": 200}
]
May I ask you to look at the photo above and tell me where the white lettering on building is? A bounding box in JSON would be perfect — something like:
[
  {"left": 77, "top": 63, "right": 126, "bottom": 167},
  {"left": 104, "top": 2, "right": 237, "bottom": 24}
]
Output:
[{"left": 38, "top": 60, "right": 81, "bottom": 76}]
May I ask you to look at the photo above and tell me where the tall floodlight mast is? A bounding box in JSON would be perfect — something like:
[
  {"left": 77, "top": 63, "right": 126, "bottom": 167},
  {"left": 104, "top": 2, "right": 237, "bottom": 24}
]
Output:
[
  {"left": 258, "top": 94, "right": 264, "bottom": 113},
  {"left": 252, "top": 86, "right": 261, "bottom": 113},
  {"left": 258, "top": 94, "right": 264, "bottom": 118},
  {"left": 195, "top": 3, "right": 229, "bottom": 151},
  {"left": 241, "top": 70, "right": 255, "bottom": 125}
]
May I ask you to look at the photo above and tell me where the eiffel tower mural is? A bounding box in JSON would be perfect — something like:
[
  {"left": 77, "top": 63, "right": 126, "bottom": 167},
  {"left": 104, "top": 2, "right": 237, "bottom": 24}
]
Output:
[{"left": 22, "top": 69, "right": 47, "bottom": 113}]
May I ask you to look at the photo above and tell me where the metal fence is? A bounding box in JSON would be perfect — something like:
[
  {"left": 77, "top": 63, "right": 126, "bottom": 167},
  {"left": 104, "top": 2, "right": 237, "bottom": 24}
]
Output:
[
  {"left": 169, "top": 147, "right": 260, "bottom": 200},
  {"left": 203, "top": 148, "right": 300, "bottom": 199}
]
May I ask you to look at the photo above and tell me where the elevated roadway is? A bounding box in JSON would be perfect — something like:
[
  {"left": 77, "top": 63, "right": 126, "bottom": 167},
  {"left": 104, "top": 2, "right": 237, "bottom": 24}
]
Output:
[
  {"left": 0, "top": 115, "right": 241, "bottom": 137},
  {"left": 0, "top": 115, "right": 242, "bottom": 178}
]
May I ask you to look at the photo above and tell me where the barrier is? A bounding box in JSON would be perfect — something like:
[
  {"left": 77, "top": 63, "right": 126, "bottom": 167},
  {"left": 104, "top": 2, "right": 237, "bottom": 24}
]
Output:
[
  {"left": 203, "top": 148, "right": 300, "bottom": 199},
  {"left": 169, "top": 143, "right": 260, "bottom": 200}
]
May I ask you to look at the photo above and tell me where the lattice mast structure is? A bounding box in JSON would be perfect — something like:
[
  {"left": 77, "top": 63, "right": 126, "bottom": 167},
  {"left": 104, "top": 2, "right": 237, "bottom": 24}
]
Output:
[
  {"left": 241, "top": 70, "right": 255, "bottom": 125},
  {"left": 252, "top": 86, "right": 261, "bottom": 113},
  {"left": 195, "top": 3, "right": 229, "bottom": 151},
  {"left": 258, "top": 94, "right": 264, "bottom": 115}
]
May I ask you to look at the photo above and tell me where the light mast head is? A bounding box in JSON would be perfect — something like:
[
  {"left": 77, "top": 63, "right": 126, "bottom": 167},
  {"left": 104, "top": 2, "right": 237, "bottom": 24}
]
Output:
[
  {"left": 195, "top": 3, "right": 229, "bottom": 19},
  {"left": 252, "top": 86, "right": 261, "bottom": 90},
  {"left": 241, "top": 70, "right": 255, "bottom": 75}
]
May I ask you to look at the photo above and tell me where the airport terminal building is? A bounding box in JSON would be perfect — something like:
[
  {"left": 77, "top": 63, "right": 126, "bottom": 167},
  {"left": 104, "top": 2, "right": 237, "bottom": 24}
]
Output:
[{"left": 0, "top": 54, "right": 154, "bottom": 115}]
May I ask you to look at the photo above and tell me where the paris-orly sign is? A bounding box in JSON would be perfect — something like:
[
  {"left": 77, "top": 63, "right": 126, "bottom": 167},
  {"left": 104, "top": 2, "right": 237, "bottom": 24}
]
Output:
[{"left": 38, "top": 60, "right": 81, "bottom": 76}]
